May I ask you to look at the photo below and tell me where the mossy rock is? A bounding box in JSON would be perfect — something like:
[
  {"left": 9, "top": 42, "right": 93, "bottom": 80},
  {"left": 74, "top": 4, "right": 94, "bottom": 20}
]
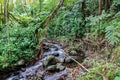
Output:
[
  {"left": 47, "top": 65, "right": 56, "bottom": 71},
  {"left": 56, "top": 63, "right": 65, "bottom": 71},
  {"left": 43, "top": 55, "right": 58, "bottom": 67},
  {"left": 65, "top": 57, "right": 74, "bottom": 63},
  {"left": 58, "top": 58, "right": 65, "bottom": 63}
]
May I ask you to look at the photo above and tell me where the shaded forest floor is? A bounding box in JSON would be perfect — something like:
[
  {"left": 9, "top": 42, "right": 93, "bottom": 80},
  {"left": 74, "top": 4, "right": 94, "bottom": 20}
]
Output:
[{"left": 62, "top": 36, "right": 120, "bottom": 80}]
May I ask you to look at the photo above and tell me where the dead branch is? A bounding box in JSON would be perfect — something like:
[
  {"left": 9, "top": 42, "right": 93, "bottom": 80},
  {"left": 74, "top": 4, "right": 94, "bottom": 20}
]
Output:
[{"left": 63, "top": 51, "right": 89, "bottom": 72}]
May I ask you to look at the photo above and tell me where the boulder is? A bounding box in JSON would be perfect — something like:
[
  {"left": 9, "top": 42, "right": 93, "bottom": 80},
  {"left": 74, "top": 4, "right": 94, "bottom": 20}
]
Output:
[
  {"left": 46, "top": 65, "right": 56, "bottom": 71},
  {"left": 52, "top": 52, "right": 59, "bottom": 57},
  {"left": 58, "top": 58, "right": 65, "bottom": 63},
  {"left": 43, "top": 55, "right": 58, "bottom": 67},
  {"left": 21, "top": 68, "right": 26, "bottom": 72},
  {"left": 65, "top": 57, "right": 73, "bottom": 63},
  {"left": 56, "top": 63, "right": 65, "bottom": 71}
]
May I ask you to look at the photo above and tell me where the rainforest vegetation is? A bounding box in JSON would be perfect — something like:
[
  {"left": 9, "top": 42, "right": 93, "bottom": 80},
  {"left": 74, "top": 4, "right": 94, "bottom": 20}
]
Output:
[{"left": 0, "top": 0, "right": 120, "bottom": 80}]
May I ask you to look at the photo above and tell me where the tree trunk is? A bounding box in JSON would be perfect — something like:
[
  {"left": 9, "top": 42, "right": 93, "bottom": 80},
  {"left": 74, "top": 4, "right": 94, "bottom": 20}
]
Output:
[
  {"left": 39, "top": 0, "right": 64, "bottom": 29},
  {"left": 34, "top": 0, "right": 64, "bottom": 41},
  {"left": 4, "top": 0, "right": 10, "bottom": 54},
  {"left": 98, "top": 0, "right": 102, "bottom": 15},
  {"left": 81, "top": 0, "right": 86, "bottom": 20},
  {"left": 0, "top": 4, "right": 3, "bottom": 14},
  {"left": 4, "top": 0, "right": 7, "bottom": 23}
]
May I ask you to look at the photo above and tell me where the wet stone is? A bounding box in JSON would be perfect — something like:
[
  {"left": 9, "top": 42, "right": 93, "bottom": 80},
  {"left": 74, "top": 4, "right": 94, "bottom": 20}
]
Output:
[
  {"left": 19, "top": 75, "right": 24, "bottom": 79},
  {"left": 54, "top": 48, "right": 59, "bottom": 51},
  {"left": 43, "top": 55, "right": 58, "bottom": 67},
  {"left": 13, "top": 71, "right": 20, "bottom": 75},
  {"left": 21, "top": 68, "right": 26, "bottom": 72},
  {"left": 13, "top": 76, "right": 19, "bottom": 80},
  {"left": 56, "top": 76, "right": 64, "bottom": 80},
  {"left": 56, "top": 74, "right": 68, "bottom": 80},
  {"left": 46, "top": 65, "right": 56, "bottom": 71},
  {"left": 36, "top": 77, "right": 43, "bottom": 80},
  {"left": 43, "top": 43, "right": 57, "bottom": 50},
  {"left": 59, "top": 58, "right": 65, "bottom": 63},
  {"left": 52, "top": 52, "right": 59, "bottom": 57},
  {"left": 65, "top": 57, "right": 74, "bottom": 63},
  {"left": 56, "top": 63, "right": 65, "bottom": 71},
  {"left": 36, "top": 71, "right": 44, "bottom": 78},
  {"left": 43, "top": 46, "right": 50, "bottom": 52}
]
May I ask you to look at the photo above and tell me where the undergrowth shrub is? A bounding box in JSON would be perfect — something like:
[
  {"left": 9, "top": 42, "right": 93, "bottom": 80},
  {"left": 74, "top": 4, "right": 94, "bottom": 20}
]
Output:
[
  {"left": 48, "top": 1, "right": 86, "bottom": 38},
  {"left": 85, "top": 11, "right": 120, "bottom": 45},
  {"left": 111, "top": 46, "right": 120, "bottom": 64},
  {"left": 0, "top": 23, "right": 37, "bottom": 68},
  {"left": 78, "top": 62, "right": 120, "bottom": 80}
]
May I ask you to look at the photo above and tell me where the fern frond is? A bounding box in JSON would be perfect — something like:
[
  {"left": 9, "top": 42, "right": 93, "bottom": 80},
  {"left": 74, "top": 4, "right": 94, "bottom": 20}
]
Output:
[{"left": 105, "top": 26, "right": 120, "bottom": 45}]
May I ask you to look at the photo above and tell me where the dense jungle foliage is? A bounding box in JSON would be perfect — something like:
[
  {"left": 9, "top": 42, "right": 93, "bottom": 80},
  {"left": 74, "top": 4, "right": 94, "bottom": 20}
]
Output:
[{"left": 0, "top": 0, "right": 120, "bottom": 80}]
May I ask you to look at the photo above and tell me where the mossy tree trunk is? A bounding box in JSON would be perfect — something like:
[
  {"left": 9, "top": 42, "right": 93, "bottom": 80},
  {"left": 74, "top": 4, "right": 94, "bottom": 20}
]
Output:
[{"left": 35, "top": 0, "right": 65, "bottom": 38}]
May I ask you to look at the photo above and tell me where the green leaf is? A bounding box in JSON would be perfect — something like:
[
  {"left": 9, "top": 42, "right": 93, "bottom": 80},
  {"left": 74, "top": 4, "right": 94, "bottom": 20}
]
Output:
[{"left": 114, "top": 77, "right": 120, "bottom": 80}]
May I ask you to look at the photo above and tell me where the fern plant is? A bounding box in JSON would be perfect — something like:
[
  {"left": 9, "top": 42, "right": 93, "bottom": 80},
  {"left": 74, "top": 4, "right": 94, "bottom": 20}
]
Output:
[
  {"left": 105, "top": 14, "right": 120, "bottom": 45},
  {"left": 105, "top": 26, "right": 120, "bottom": 45}
]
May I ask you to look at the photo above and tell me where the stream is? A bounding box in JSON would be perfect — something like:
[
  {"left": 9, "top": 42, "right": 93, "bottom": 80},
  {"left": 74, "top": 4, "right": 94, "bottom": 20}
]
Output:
[{"left": 4, "top": 41, "right": 85, "bottom": 80}]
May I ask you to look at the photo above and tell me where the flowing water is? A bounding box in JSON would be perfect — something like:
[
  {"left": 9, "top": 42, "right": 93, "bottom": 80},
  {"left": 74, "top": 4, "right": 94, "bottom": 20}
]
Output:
[{"left": 4, "top": 41, "right": 85, "bottom": 80}]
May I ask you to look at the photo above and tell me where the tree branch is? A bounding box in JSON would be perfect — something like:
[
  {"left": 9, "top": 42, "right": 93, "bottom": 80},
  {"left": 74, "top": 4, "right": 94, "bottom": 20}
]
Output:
[{"left": 36, "top": 0, "right": 64, "bottom": 30}]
